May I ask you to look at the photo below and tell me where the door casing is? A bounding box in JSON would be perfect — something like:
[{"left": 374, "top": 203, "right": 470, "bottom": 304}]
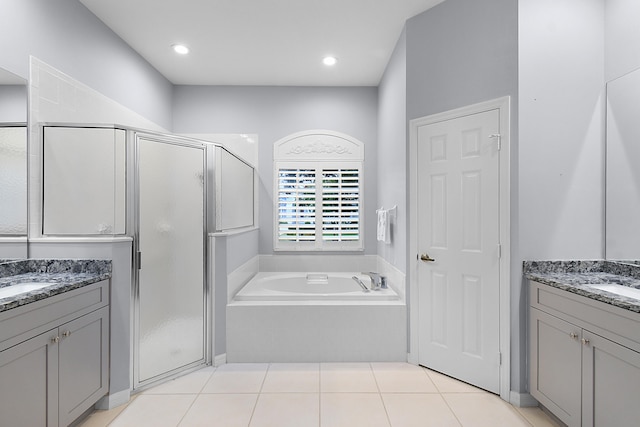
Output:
[{"left": 408, "top": 96, "right": 511, "bottom": 402}]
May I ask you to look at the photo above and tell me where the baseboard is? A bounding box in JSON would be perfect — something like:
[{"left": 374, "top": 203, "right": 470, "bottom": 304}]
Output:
[
  {"left": 407, "top": 352, "right": 418, "bottom": 365},
  {"left": 95, "top": 388, "right": 131, "bottom": 410},
  {"left": 509, "top": 391, "right": 538, "bottom": 407},
  {"left": 214, "top": 353, "right": 227, "bottom": 366}
]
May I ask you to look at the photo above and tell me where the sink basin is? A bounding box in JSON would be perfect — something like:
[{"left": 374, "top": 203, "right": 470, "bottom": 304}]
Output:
[
  {"left": 589, "top": 283, "right": 640, "bottom": 300},
  {"left": 0, "top": 282, "right": 56, "bottom": 300}
]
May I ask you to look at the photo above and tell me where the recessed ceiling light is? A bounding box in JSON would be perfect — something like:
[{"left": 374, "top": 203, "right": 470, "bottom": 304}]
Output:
[
  {"left": 323, "top": 56, "right": 337, "bottom": 66},
  {"left": 172, "top": 44, "right": 190, "bottom": 55}
]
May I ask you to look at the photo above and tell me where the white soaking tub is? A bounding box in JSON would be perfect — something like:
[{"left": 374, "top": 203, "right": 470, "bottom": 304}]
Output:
[
  {"left": 227, "top": 272, "right": 406, "bottom": 362},
  {"left": 233, "top": 272, "right": 398, "bottom": 301}
]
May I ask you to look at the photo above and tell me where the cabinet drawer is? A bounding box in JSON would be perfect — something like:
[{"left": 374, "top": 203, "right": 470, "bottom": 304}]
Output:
[
  {"left": 0, "top": 280, "right": 109, "bottom": 350},
  {"left": 530, "top": 281, "right": 640, "bottom": 353}
]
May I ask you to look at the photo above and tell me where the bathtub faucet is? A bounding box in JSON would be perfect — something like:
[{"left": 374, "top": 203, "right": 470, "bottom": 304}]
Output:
[
  {"left": 351, "top": 276, "right": 370, "bottom": 292},
  {"left": 362, "top": 272, "right": 387, "bottom": 290}
]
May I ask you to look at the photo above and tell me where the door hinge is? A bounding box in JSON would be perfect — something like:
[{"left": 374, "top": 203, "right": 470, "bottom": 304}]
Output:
[
  {"left": 489, "top": 134, "right": 501, "bottom": 150},
  {"left": 498, "top": 244, "right": 502, "bottom": 259},
  {"left": 137, "top": 251, "right": 142, "bottom": 270},
  {"left": 498, "top": 352, "right": 502, "bottom": 365}
]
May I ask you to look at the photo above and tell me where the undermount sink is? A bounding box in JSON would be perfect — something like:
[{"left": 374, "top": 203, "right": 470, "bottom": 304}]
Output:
[
  {"left": 0, "top": 283, "right": 56, "bottom": 300},
  {"left": 589, "top": 283, "right": 640, "bottom": 300}
]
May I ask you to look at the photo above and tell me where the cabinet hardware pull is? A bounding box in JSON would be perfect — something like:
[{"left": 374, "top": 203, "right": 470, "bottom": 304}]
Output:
[
  {"left": 51, "top": 336, "right": 60, "bottom": 344},
  {"left": 62, "top": 330, "right": 71, "bottom": 338},
  {"left": 569, "top": 332, "right": 578, "bottom": 339},
  {"left": 581, "top": 338, "right": 590, "bottom": 346}
]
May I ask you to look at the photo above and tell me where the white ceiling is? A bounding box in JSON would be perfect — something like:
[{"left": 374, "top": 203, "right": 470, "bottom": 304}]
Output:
[{"left": 79, "top": 0, "right": 445, "bottom": 86}]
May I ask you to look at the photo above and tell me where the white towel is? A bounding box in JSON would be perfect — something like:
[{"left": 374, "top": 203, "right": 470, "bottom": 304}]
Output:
[{"left": 377, "top": 209, "right": 391, "bottom": 244}]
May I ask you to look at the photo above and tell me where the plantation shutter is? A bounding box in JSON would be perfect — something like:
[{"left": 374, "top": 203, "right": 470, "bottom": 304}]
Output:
[
  {"left": 277, "top": 168, "right": 316, "bottom": 242},
  {"left": 321, "top": 168, "right": 360, "bottom": 242},
  {"left": 276, "top": 164, "right": 361, "bottom": 250}
]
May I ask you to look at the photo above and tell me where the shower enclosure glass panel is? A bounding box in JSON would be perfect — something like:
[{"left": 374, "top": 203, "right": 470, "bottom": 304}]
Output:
[{"left": 136, "top": 136, "right": 206, "bottom": 385}]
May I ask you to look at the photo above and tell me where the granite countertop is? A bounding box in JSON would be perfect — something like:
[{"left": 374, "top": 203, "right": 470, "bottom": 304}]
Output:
[
  {"left": 524, "top": 260, "right": 640, "bottom": 313},
  {"left": 0, "top": 259, "right": 112, "bottom": 313}
]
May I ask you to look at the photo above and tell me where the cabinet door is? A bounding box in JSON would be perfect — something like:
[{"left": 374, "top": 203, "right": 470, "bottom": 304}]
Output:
[
  {"left": 582, "top": 331, "right": 640, "bottom": 427},
  {"left": 530, "top": 308, "right": 582, "bottom": 427},
  {"left": 58, "top": 307, "right": 109, "bottom": 427},
  {"left": 0, "top": 330, "right": 59, "bottom": 427}
]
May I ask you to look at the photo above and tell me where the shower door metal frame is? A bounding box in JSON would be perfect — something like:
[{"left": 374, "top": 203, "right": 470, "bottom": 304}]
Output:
[{"left": 131, "top": 131, "right": 211, "bottom": 391}]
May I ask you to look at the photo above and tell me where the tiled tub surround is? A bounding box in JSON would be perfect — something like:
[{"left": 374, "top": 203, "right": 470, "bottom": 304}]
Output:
[
  {"left": 523, "top": 260, "right": 640, "bottom": 313},
  {"left": 0, "top": 259, "right": 112, "bottom": 312},
  {"left": 227, "top": 272, "right": 406, "bottom": 363}
]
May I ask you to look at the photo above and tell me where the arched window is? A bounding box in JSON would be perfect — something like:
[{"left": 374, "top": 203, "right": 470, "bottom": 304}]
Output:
[{"left": 273, "top": 130, "right": 364, "bottom": 251}]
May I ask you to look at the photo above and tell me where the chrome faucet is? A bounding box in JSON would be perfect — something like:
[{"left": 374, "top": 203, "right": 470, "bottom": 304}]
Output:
[
  {"left": 351, "top": 276, "right": 370, "bottom": 292},
  {"left": 362, "top": 272, "right": 387, "bottom": 290}
]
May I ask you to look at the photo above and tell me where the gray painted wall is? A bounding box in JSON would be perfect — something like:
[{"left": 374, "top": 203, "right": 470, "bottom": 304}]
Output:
[
  {"left": 606, "top": 0, "right": 640, "bottom": 82},
  {"left": 405, "top": 0, "right": 521, "bottom": 391},
  {"left": 0, "top": 85, "right": 27, "bottom": 122},
  {"left": 519, "top": 0, "right": 605, "bottom": 393},
  {"left": 377, "top": 29, "right": 407, "bottom": 274},
  {"left": 172, "top": 86, "right": 379, "bottom": 257},
  {"left": 0, "top": 0, "right": 173, "bottom": 129},
  {"left": 227, "top": 230, "right": 259, "bottom": 274}
]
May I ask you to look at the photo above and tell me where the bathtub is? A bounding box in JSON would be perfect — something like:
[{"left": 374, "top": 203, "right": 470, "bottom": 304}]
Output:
[
  {"left": 233, "top": 272, "right": 398, "bottom": 301},
  {"left": 227, "top": 271, "right": 406, "bottom": 362}
]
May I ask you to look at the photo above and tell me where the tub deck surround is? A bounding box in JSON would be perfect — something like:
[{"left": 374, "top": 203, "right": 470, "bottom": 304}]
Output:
[
  {"left": 524, "top": 260, "right": 640, "bottom": 313},
  {"left": 227, "top": 270, "right": 406, "bottom": 363},
  {"left": 234, "top": 272, "right": 399, "bottom": 301},
  {"left": 0, "top": 259, "right": 112, "bottom": 312}
]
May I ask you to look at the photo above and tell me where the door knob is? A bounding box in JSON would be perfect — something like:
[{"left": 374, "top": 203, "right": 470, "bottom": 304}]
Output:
[{"left": 420, "top": 253, "right": 436, "bottom": 262}]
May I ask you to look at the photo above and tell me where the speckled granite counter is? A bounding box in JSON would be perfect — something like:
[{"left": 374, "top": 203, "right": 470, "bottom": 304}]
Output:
[
  {"left": 0, "top": 259, "right": 111, "bottom": 313},
  {"left": 524, "top": 260, "right": 640, "bottom": 313}
]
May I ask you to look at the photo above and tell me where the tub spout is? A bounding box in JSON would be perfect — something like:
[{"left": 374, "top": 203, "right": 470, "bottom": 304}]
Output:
[
  {"left": 352, "top": 276, "right": 370, "bottom": 292},
  {"left": 362, "top": 272, "right": 387, "bottom": 290}
]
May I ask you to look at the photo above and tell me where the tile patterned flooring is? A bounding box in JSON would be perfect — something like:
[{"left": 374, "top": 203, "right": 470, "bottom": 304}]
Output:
[{"left": 79, "top": 363, "right": 562, "bottom": 427}]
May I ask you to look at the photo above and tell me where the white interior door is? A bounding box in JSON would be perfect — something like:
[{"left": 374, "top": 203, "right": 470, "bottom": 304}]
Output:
[
  {"left": 417, "top": 109, "right": 501, "bottom": 393},
  {"left": 135, "top": 136, "right": 206, "bottom": 387}
]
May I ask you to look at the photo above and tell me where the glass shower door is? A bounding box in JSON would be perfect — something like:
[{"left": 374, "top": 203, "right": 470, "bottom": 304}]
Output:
[{"left": 135, "top": 136, "right": 206, "bottom": 387}]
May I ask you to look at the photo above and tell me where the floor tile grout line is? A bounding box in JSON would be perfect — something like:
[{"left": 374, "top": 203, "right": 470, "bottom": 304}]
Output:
[
  {"left": 88, "top": 363, "right": 557, "bottom": 427},
  {"left": 509, "top": 404, "right": 537, "bottom": 427},
  {"left": 439, "top": 392, "right": 465, "bottom": 427},
  {"left": 318, "top": 363, "right": 322, "bottom": 427},
  {"left": 195, "top": 367, "right": 216, "bottom": 394},
  {"left": 369, "top": 362, "right": 383, "bottom": 394},
  {"left": 378, "top": 389, "right": 394, "bottom": 427},
  {"left": 174, "top": 394, "right": 199, "bottom": 427},
  {"left": 245, "top": 363, "right": 271, "bottom": 426}
]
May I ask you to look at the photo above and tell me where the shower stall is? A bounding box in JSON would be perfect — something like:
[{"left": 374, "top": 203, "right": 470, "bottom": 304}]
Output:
[
  {"left": 131, "top": 131, "right": 255, "bottom": 389},
  {"left": 133, "top": 133, "right": 208, "bottom": 388},
  {"left": 39, "top": 125, "right": 256, "bottom": 392}
]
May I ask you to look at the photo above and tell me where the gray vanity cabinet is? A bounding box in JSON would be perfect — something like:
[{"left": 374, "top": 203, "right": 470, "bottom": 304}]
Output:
[
  {"left": 58, "top": 306, "right": 109, "bottom": 427},
  {"left": 529, "top": 280, "right": 640, "bottom": 427},
  {"left": 0, "top": 330, "right": 58, "bottom": 426},
  {"left": 0, "top": 280, "right": 110, "bottom": 426},
  {"left": 581, "top": 331, "right": 640, "bottom": 427},
  {"left": 530, "top": 308, "right": 582, "bottom": 426}
]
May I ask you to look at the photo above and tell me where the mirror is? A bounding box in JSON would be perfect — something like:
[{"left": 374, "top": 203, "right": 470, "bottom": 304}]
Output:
[
  {"left": 0, "top": 67, "right": 28, "bottom": 259},
  {"left": 605, "top": 67, "right": 640, "bottom": 262}
]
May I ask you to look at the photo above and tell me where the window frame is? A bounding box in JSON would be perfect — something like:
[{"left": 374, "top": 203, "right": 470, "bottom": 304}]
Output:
[{"left": 273, "top": 130, "right": 365, "bottom": 252}]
